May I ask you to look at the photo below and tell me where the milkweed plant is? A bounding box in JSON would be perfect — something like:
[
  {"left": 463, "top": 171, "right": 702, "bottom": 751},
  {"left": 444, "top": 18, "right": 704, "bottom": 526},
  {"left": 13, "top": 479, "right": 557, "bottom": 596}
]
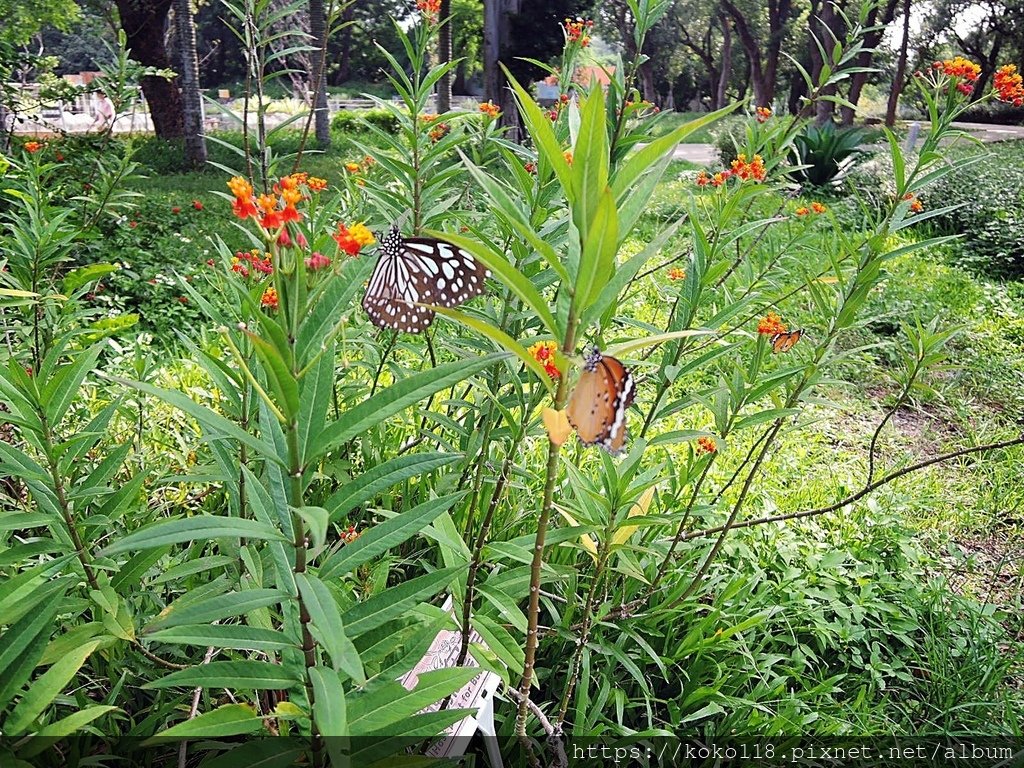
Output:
[{"left": 1, "top": 0, "right": 1023, "bottom": 765}]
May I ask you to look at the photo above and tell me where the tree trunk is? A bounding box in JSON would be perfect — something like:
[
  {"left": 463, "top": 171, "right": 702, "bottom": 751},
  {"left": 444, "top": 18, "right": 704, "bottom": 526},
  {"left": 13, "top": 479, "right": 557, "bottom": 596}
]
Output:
[
  {"left": 885, "top": 0, "right": 912, "bottom": 126},
  {"left": 813, "top": 0, "right": 840, "bottom": 124},
  {"left": 840, "top": 0, "right": 898, "bottom": 124},
  {"left": 437, "top": 0, "right": 453, "bottom": 111},
  {"left": 715, "top": 13, "right": 732, "bottom": 111},
  {"left": 309, "top": 0, "right": 330, "bottom": 147},
  {"left": 115, "top": 0, "right": 184, "bottom": 138},
  {"left": 721, "top": 0, "right": 770, "bottom": 106},
  {"left": 174, "top": 0, "right": 207, "bottom": 168},
  {"left": 484, "top": 0, "right": 521, "bottom": 134}
]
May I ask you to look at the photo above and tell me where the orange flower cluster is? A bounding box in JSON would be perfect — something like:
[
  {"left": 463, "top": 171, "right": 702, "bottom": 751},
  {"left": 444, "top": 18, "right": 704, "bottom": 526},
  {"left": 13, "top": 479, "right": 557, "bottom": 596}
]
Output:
[
  {"left": 231, "top": 249, "right": 274, "bottom": 278},
  {"left": 757, "top": 311, "right": 788, "bottom": 336},
  {"left": 933, "top": 57, "right": 980, "bottom": 82},
  {"left": 306, "top": 176, "right": 328, "bottom": 192},
  {"left": 228, "top": 173, "right": 316, "bottom": 230},
  {"left": 696, "top": 436, "right": 717, "bottom": 454},
  {"left": 333, "top": 222, "right": 375, "bottom": 256},
  {"left": 261, "top": 286, "right": 279, "bottom": 310},
  {"left": 563, "top": 17, "right": 594, "bottom": 47},
  {"left": 479, "top": 100, "right": 500, "bottom": 118},
  {"left": 416, "top": 0, "right": 440, "bottom": 19},
  {"left": 795, "top": 201, "right": 828, "bottom": 216},
  {"left": 429, "top": 122, "right": 451, "bottom": 142},
  {"left": 563, "top": 150, "right": 574, "bottom": 166},
  {"left": 994, "top": 64, "right": 1024, "bottom": 106},
  {"left": 667, "top": 267, "right": 687, "bottom": 281},
  {"left": 528, "top": 340, "right": 560, "bottom": 379},
  {"left": 902, "top": 193, "right": 924, "bottom": 213},
  {"left": 755, "top": 106, "right": 772, "bottom": 123},
  {"left": 340, "top": 524, "right": 360, "bottom": 544},
  {"left": 730, "top": 154, "right": 767, "bottom": 182},
  {"left": 23, "top": 141, "right": 42, "bottom": 153}
]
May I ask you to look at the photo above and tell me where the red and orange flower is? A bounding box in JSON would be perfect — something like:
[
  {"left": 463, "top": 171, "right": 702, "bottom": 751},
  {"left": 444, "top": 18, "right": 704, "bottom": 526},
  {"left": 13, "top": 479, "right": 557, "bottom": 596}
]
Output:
[
  {"left": 479, "top": 100, "right": 500, "bottom": 119},
  {"left": 667, "top": 267, "right": 687, "bottom": 281},
  {"left": 696, "top": 436, "right": 717, "bottom": 454},
  {"left": 528, "top": 340, "right": 560, "bottom": 379},
  {"left": 333, "top": 222, "right": 375, "bottom": 256},
  {"left": 757, "top": 311, "right": 787, "bottom": 336},
  {"left": 994, "top": 64, "right": 1024, "bottom": 106}
]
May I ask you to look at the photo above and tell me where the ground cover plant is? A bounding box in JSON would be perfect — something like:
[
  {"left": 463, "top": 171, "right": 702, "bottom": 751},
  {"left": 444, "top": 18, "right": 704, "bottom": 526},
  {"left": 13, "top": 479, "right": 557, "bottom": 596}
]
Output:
[{"left": 2, "top": 0, "right": 1024, "bottom": 766}]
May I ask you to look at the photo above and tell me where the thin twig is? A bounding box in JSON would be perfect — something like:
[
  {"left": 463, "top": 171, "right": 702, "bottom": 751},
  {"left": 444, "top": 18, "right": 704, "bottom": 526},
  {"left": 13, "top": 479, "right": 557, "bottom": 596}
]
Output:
[{"left": 177, "top": 645, "right": 218, "bottom": 768}]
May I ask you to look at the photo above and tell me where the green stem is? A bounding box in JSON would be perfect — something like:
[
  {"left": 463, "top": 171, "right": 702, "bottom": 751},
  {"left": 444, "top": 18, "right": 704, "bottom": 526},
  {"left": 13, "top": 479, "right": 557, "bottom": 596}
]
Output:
[{"left": 516, "top": 318, "right": 577, "bottom": 745}]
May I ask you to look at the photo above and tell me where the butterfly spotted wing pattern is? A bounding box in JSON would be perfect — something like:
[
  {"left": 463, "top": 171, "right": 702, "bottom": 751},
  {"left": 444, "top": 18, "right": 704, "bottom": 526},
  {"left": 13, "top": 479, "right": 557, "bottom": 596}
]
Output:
[
  {"left": 566, "top": 347, "right": 637, "bottom": 455},
  {"left": 362, "top": 225, "right": 489, "bottom": 333},
  {"left": 770, "top": 329, "right": 802, "bottom": 353}
]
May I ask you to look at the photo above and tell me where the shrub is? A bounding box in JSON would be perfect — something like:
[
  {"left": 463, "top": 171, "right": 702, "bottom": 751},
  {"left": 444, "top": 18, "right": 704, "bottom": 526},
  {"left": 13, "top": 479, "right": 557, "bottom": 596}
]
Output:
[
  {"left": 331, "top": 106, "right": 402, "bottom": 134},
  {"left": 925, "top": 143, "right": 1024, "bottom": 278}
]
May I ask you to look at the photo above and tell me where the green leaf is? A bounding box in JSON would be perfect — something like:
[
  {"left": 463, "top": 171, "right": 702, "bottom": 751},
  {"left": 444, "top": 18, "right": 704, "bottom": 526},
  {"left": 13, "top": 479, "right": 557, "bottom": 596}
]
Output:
[
  {"left": 0, "top": 584, "right": 65, "bottom": 707},
  {"left": 293, "top": 506, "right": 329, "bottom": 551},
  {"left": 149, "top": 704, "right": 263, "bottom": 739},
  {"left": 241, "top": 329, "right": 300, "bottom": 421},
  {"left": 62, "top": 263, "right": 117, "bottom": 295},
  {"left": 504, "top": 67, "right": 573, "bottom": 195},
  {"left": 347, "top": 668, "right": 478, "bottom": 734},
  {"left": 145, "top": 589, "right": 286, "bottom": 630},
  {"left": 341, "top": 567, "right": 459, "bottom": 639},
  {"left": 317, "top": 354, "right": 503, "bottom": 453},
  {"left": 323, "top": 452, "right": 460, "bottom": 524},
  {"left": 605, "top": 330, "right": 717, "bottom": 357},
  {"left": 574, "top": 188, "right": 618, "bottom": 311},
  {"left": 198, "top": 740, "right": 305, "bottom": 768},
  {"left": 18, "top": 706, "right": 119, "bottom": 754},
  {"left": 43, "top": 344, "right": 102, "bottom": 426},
  {"left": 100, "top": 374, "right": 284, "bottom": 466},
  {"left": 296, "top": 574, "right": 365, "bottom": 684},
  {"left": 571, "top": 86, "right": 609, "bottom": 245},
  {"left": 144, "top": 661, "right": 298, "bottom": 690},
  {"left": 612, "top": 102, "right": 740, "bottom": 202},
  {"left": 431, "top": 307, "right": 557, "bottom": 392},
  {"left": 146, "top": 624, "right": 296, "bottom": 652},
  {"left": 424, "top": 230, "right": 561, "bottom": 338},
  {"left": 309, "top": 667, "right": 348, "bottom": 736},
  {"left": 4, "top": 640, "right": 102, "bottom": 736},
  {"left": 321, "top": 494, "right": 463, "bottom": 581},
  {"left": 101, "top": 516, "right": 287, "bottom": 556}
]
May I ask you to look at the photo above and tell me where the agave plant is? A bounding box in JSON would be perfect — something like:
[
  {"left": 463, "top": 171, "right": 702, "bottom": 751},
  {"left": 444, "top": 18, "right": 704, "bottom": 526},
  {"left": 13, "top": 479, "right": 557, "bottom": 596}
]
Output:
[{"left": 790, "top": 121, "right": 867, "bottom": 187}]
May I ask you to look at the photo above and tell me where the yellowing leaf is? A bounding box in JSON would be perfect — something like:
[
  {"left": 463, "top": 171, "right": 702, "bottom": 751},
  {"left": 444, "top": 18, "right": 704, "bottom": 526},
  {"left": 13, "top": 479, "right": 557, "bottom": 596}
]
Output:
[
  {"left": 611, "top": 486, "right": 656, "bottom": 547},
  {"left": 557, "top": 509, "right": 598, "bottom": 561},
  {"left": 542, "top": 407, "right": 572, "bottom": 446}
]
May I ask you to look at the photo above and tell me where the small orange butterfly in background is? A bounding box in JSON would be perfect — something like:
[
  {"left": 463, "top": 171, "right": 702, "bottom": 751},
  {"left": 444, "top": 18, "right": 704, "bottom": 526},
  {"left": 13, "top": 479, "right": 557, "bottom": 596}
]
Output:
[
  {"left": 770, "top": 329, "right": 802, "bottom": 353},
  {"left": 565, "top": 346, "right": 637, "bottom": 455}
]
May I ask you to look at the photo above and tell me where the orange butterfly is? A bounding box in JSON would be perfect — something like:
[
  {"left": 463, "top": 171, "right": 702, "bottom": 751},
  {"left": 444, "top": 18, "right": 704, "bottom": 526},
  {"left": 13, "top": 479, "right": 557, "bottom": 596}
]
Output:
[
  {"left": 566, "top": 346, "right": 636, "bottom": 455},
  {"left": 770, "top": 329, "right": 802, "bottom": 353}
]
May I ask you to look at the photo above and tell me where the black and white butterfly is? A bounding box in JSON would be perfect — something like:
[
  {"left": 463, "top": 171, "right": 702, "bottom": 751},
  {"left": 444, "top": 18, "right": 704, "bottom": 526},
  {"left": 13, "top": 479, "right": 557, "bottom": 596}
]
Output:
[{"left": 362, "top": 225, "right": 490, "bottom": 333}]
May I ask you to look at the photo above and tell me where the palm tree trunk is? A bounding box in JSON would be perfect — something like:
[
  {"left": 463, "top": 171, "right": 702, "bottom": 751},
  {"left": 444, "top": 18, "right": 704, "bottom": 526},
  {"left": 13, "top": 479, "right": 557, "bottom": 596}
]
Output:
[
  {"left": 116, "top": 0, "right": 185, "bottom": 138},
  {"left": 174, "top": 0, "right": 207, "bottom": 168},
  {"left": 310, "top": 0, "right": 330, "bottom": 148},
  {"left": 437, "top": 0, "right": 452, "bottom": 111}
]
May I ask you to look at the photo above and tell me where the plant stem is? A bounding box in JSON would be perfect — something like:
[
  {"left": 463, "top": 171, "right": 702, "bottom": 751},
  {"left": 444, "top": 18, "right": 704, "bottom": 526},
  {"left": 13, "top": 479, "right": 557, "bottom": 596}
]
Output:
[{"left": 516, "top": 319, "right": 576, "bottom": 746}]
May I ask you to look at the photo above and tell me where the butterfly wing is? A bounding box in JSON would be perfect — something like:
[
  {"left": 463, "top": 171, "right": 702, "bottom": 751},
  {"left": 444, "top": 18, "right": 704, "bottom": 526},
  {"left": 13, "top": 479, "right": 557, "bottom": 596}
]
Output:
[
  {"left": 770, "top": 329, "right": 802, "bottom": 353},
  {"left": 362, "top": 235, "right": 435, "bottom": 333},
  {"left": 599, "top": 356, "right": 636, "bottom": 454},
  {"left": 566, "top": 350, "right": 636, "bottom": 455},
  {"left": 363, "top": 229, "right": 488, "bottom": 333}
]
